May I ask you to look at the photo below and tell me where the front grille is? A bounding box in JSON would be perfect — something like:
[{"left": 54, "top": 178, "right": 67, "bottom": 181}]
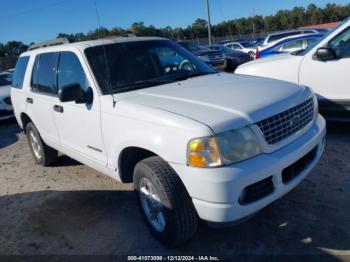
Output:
[
  {"left": 4, "top": 96, "right": 12, "bottom": 106},
  {"left": 257, "top": 98, "right": 314, "bottom": 145},
  {"left": 239, "top": 176, "right": 274, "bottom": 205},
  {"left": 211, "top": 61, "right": 225, "bottom": 67},
  {"left": 0, "top": 110, "right": 13, "bottom": 117},
  {"left": 282, "top": 146, "right": 318, "bottom": 184},
  {"left": 207, "top": 52, "right": 224, "bottom": 62}
]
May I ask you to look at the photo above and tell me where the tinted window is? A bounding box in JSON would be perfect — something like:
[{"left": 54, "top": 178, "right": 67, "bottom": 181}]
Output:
[
  {"left": 58, "top": 52, "right": 88, "bottom": 91},
  {"left": 85, "top": 40, "right": 214, "bottom": 94},
  {"left": 329, "top": 27, "right": 350, "bottom": 58},
  {"left": 12, "top": 56, "right": 29, "bottom": 89},
  {"left": 268, "top": 32, "right": 301, "bottom": 43},
  {"left": 32, "top": 52, "right": 58, "bottom": 94},
  {"left": 231, "top": 44, "right": 242, "bottom": 49},
  {"left": 280, "top": 40, "right": 303, "bottom": 51},
  {"left": 178, "top": 42, "right": 201, "bottom": 51}
]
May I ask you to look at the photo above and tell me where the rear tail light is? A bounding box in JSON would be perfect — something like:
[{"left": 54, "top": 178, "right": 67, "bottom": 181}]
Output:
[{"left": 255, "top": 48, "right": 260, "bottom": 59}]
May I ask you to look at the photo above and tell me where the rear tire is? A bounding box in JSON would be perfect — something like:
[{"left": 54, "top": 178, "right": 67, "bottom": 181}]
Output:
[
  {"left": 248, "top": 51, "right": 256, "bottom": 57},
  {"left": 26, "top": 122, "right": 58, "bottom": 166},
  {"left": 133, "top": 156, "right": 198, "bottom": 246}
]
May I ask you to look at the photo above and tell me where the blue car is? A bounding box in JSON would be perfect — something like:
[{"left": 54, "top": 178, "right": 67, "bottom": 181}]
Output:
[{"left": 257, "top": 33, "right": 324, "bottom": 59}]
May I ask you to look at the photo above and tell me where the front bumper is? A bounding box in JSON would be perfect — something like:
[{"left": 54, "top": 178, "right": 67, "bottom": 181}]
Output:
[
  {"left": 170, "top": 115, "right": 326, "bottom": 223},
  {"left": 207, "top": 59, "right": 227, "bottom": 70}
]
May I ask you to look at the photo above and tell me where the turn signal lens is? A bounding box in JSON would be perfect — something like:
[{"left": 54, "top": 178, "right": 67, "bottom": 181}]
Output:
[{"left": 188, "top": 137, "right": 222, "bottom": 168}]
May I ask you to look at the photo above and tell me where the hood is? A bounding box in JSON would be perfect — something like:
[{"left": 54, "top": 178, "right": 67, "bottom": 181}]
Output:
[
  {"left": 236, "top": 54, "right": 304, "bottom": 84},
  {"left": 119, "top": 73, "right": 312, "bottom": 133},
  {"left": 0, "top": 85, "right": 11, "bottom": 98}
]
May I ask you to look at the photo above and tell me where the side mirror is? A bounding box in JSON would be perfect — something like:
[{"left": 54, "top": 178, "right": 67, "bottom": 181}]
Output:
[
  {"left": 58, "top": 83, "right": 92, "bottom": 104},
  {"left": 314, "top": 47, "right": 336, "bottom": 61}
]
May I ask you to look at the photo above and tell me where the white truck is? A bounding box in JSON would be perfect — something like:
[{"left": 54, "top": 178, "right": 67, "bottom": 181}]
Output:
[
  {"left": 11, "top": 37, "right": 326, "bottom": 245},
  {"left": 236, "top": 18, "right": 350, "bottom": 122}
]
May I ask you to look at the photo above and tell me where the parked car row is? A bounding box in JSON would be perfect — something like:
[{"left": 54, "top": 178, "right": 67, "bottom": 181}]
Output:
[
  {"left": 0, "top": 70, "right": 14, "bottom": 120},
  {"left": 256, "top": 33, "right": 325, "bottom": 59},
  {"left": 236, "top": 17, "right": 350, "bottom": 121},
  {"left": 219, "top": 28, "right": 332, "bottom": 60}
]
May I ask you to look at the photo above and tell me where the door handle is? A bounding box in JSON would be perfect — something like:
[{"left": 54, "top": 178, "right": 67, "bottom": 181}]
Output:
[
  {"left": 26, "top": 97, "right": 33, "bottom": 104},
  {"left": 53, "top": 105, "right": 64, "bottom": 113}
]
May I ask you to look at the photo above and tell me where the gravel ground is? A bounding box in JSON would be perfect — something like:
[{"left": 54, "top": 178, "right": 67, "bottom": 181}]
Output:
[{"left": 0, "top": 119, "right": 349, "bottom": 260}]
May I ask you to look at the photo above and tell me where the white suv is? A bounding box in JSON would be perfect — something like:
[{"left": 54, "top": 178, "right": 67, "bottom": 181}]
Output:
[{"left": 11, "top": 37, "right": 326, "bottom": 245}]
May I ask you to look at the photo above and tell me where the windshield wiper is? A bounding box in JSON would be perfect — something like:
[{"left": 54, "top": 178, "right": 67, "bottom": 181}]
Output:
[{"left": 112, "top": 78, "right": 179, "bottom": 93}]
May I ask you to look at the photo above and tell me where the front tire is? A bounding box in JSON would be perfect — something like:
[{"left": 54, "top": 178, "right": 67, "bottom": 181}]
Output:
[
  {"left": 26, "top": 122, "right": 58, "bottom": 166},
  {"left": 133, "top": 156, "right": 198, "bottom": 246}
]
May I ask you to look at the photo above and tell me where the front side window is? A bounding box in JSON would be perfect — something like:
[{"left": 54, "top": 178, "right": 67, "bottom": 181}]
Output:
[
  {"left": 231, "top": 44, "right": 242, "bottom": 49},
  {"left": 329, "top": 27, "right": 350, "bottom": 58},
  {"left": 85, "top": 40, "right": 215, "bottom": 94},
  {"left": 58, "top": 52, "right": 88, "bottom": 91},
  {"left": 32, "top": 52, "right": 58, "bottom": 94},
  {"left": 11, "top": 56, "right": 29, "bottom": 89}
]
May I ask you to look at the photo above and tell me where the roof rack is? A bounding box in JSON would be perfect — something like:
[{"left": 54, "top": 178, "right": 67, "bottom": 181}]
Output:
[{"left": 28, "top": 37, "right": 69, "bottom": 51}]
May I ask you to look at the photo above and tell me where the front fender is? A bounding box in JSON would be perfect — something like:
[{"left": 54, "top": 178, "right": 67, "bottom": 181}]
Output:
[{"left": 100, "top": 98, "right": 213, "bottom": 171}]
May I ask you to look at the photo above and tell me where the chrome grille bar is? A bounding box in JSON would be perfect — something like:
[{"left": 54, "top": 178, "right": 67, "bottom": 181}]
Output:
[{"left": 257, "top": 98, "right": 314, "bottom": 145}]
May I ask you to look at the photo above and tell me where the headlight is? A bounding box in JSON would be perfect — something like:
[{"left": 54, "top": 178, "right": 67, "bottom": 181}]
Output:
[
  {"left": 188, "top": 127, "right": 261, "bottom": 168},
  {"left": 197, "top": 55, "right": 210, "bottom": 63}
]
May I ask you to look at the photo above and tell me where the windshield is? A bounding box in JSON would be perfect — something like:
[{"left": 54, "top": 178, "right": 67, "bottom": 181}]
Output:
[
  {"left": 210, "top": 45, "right": 233, "bottom": 54},
  {"left": 178, "top": 41, "right": 201, "bottom": 52},
  {"left": 85, "top": 40, "right": 215, "bottom": 94},
  {"left": 0, "top": 73, "right": 12, "bottom": 87}
]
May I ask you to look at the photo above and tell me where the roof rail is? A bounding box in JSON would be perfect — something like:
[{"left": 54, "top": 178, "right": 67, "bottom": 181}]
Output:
[{"left": 28, "top": 37, "right": 70, "bottom": 51}]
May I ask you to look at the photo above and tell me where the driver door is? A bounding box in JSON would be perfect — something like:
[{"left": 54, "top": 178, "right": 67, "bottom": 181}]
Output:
[
  {"left": 299, "top": 25, "right": 350, "bottom": 109},
  {"left": 52, "top": 51, "right": 107, "bottom": 165}
]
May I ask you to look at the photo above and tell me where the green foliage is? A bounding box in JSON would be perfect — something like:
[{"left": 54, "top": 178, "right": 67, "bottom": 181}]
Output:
[{"left": 1, "top": 2, "right": 350, "bottom": 57}]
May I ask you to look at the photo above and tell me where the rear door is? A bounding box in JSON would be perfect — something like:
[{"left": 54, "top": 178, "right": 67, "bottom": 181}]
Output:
[
  {"left": 11, "top": 56, "right": 30, "bottom": 122},
  {"left": 25, "top": 52, "right": 60, "bottom": 148},
  {"left": 52, "top": 50, "right": 107, "bottom": 165}
]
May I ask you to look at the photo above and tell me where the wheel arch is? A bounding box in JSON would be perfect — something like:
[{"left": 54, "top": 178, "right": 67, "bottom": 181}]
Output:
[
  {"left": 20, "top": 112, "right": 33, "bottom": 133},
  {"left": 118, "top": 146, "right": 162, "bottom": 183}
]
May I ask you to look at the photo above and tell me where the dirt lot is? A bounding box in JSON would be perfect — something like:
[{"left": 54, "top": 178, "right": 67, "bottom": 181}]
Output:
[{"left": 0, "top": 119, "right": 349, "bottom": 260}]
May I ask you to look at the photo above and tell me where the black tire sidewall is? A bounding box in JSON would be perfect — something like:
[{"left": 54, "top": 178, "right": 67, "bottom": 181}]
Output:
[
  {"left": 134, "top": 163, "right": 180, "bottom": 245},
  {"left": 26, "top": 123, "right": 45, "bottom": 165}
]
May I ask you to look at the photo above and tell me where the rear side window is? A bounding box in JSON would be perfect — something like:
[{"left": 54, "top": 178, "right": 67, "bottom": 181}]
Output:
[
  {"left": 31, "top": 52, "right": 58, "bottom": 94},
  {"left": 12, "top": 56, "right": 29, "bottom": 89}
]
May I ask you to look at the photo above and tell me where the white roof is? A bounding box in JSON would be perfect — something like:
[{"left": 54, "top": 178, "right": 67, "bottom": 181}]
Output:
[{"left": 21, "top": 37, "right": 167, "bottom": 57}]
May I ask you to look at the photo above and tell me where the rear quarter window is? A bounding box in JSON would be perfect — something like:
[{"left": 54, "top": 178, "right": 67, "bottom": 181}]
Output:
[
  {"left": 31, "top": 52, "right": 58, "bottom": 94},
  {"left": 12, "top": 56, "right": 30, "bottom": 89}
]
